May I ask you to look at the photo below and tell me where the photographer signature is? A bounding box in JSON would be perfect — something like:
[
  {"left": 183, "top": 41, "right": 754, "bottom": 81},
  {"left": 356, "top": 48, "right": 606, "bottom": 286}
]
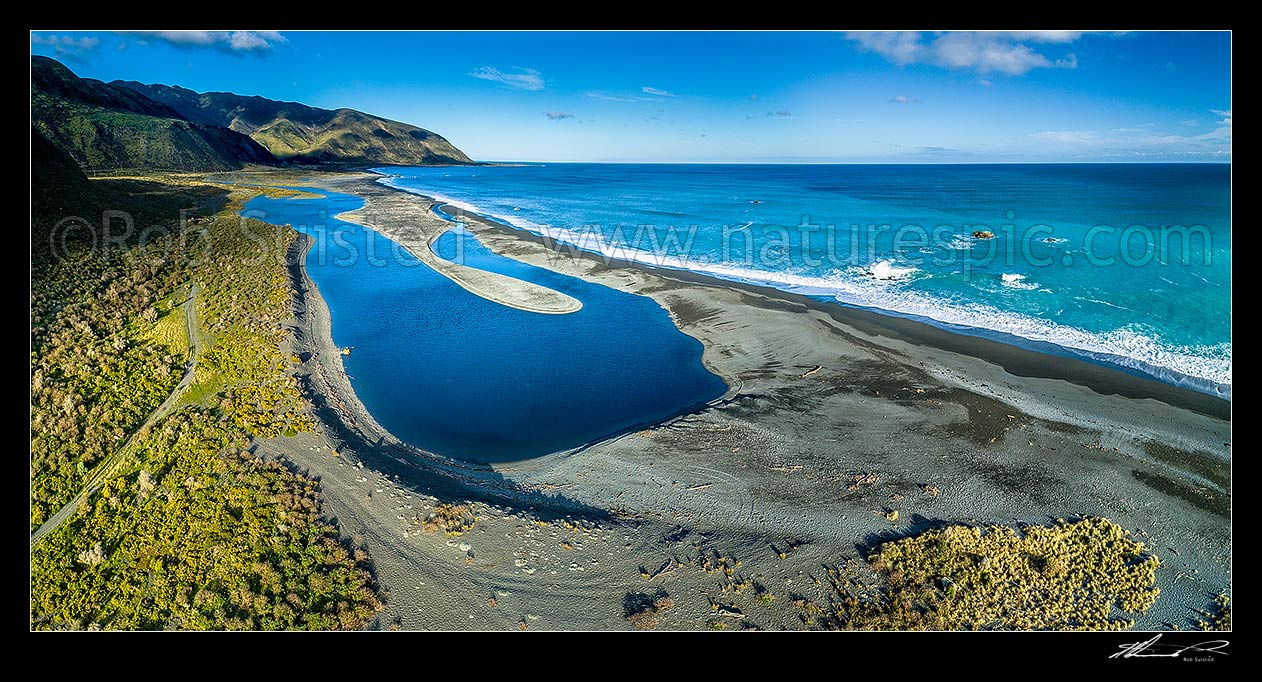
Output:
[{"left": 1110, "top": 634, "right": 1229, "bottom": 660}]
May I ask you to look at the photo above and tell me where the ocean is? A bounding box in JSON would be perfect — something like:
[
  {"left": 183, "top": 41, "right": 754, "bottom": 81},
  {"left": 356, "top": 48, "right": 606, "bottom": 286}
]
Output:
[
  {"left": 243, "top": 190, "right": 726, "bottom": 462},
  {"left": 380, "top": 163, "right": 1231, "bottom": 397}
]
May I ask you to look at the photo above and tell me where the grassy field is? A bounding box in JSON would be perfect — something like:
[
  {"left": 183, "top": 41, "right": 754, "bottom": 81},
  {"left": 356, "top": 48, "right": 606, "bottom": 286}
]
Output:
[
  {"left": 224, "top": 184, "right": 323, "bottom": 199},
  {"left": 136, "top": 291, "right": 190, "bottom": 356}
]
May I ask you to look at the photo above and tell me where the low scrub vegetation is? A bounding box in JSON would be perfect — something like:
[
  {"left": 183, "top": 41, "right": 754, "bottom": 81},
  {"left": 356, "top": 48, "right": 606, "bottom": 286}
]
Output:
[
  {"left": 32, "top": 182, "right": 379, "bottom": 630},
  {"left": 795, "top": 517, "right": 1160, "bottom": 631},
  {"left": 423, "top": 504, "right": 476, "bottom": 536}
]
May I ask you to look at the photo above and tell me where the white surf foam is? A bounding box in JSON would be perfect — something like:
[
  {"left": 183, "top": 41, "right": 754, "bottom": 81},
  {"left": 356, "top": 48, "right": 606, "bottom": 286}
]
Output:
[
  {"left": 1000, "top": 273, "right": 1039, "bottom": 290},
  {"left": 823, "top": 281, "right": 1230, "bottom": 393},
  {"left": 868, "top": 259, "right": 918, "bottom": 280}
]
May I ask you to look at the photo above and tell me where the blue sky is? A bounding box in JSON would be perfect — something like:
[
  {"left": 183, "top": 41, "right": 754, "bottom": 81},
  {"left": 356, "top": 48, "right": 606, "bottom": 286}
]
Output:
[{"left": 31, "top": 30, "right": 1231, "bottom": 163}]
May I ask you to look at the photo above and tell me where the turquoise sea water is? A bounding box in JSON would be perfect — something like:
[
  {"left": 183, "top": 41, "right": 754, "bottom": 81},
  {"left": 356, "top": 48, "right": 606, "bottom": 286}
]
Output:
[
  {"left": 380, "top": 163, "right": 1231, "bottom": 397},
  {"left": 243, "top": 190, "right": 726, "bottom": 462}
]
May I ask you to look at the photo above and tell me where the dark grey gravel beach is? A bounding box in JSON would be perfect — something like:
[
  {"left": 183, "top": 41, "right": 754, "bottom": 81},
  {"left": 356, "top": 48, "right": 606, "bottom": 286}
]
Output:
[{"left": 243, "top": 171, "right": 1229, "bottom": 631}]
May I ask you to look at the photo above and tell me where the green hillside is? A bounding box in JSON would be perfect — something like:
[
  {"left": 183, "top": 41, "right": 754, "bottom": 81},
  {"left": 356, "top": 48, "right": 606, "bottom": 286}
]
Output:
[
  {"left": 32, "top": 56, "right": 275, "bottom": 172},
  {"left": 115, "top": 81, "right": 473, "bottom": 166}
]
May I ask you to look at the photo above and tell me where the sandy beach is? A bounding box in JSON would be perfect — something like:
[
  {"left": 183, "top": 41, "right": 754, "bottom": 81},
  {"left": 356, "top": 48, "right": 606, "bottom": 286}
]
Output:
[{"left": 250, "top": 171, "right": 1229, "bottom": 630}]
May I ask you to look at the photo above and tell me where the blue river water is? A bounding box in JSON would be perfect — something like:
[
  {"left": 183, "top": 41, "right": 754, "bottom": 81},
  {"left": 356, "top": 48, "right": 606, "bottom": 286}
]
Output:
[
  {"left": 378, "top": 163, "right": 1231, "bottom": 397},
  {"left": 242, "top": 190, "right": 726, "bottom": 463}
]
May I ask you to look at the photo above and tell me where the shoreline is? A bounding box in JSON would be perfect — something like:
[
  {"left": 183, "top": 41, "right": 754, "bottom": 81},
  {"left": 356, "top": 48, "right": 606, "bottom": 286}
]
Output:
[
  {"left": 422, "top": 191, "right": 1229, "bottom": 421},
  {"left": 241, "top": 169, "right": 1228, "bottom": 630},
  {"left": 284, "top": 178, "right": 738, "bottom": 457},
  {"left": 282, "top": 227, "right": 616, "bottom": 513},
  {"left": 383, "top": 175, "right": 1229, "bottom": 404}
]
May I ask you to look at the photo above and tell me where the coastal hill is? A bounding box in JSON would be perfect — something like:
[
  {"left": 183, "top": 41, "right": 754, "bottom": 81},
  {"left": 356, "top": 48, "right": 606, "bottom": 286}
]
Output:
[
  {"left": 31, "top": 127, "right": 95, "bottom": 214},
  {"left": 114, "top": 81, "right": 473, "bottom": 166},
  {"left": 32, "top": 56, "right": 275, "bottom": 171},
  {"left": 32, "top": 56, "right": 473, "bottom": 171}
]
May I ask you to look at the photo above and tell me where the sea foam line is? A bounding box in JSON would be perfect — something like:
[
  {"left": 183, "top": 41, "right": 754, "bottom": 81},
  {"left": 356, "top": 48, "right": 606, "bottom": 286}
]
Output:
[{"left": 820, "top": 279, "right": 1231, "bottom": 395}]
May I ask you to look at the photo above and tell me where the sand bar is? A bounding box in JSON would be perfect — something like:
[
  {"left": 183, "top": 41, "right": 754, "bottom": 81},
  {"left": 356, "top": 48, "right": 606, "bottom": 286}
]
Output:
[{"left": 333, "top": 181, "right": 581, "bottom": 314}]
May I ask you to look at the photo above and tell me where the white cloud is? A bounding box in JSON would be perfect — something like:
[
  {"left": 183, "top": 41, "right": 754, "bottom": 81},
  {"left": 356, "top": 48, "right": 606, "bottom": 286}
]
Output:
[
  {"left": 586, "top": 91, "right": 650, "bottom": 102},
  {"left": 1035, "top": 130, "right": 1096, "bottom": 143},
  {"left": 1054, "top": 53, "right": 1079, "bottom": 69},
  {"left": 932, "top": 33, "right": 1052, "bottom": 75},
  {"left": 1033, "top": 111, "right": 1230, "bottom": 154},
  {"left": 847, "top": 31, "right": 1086, "bottom": 76},
  {"left": 889, "top": 95, "right": 920, "bottom": 104},
  {"left": 849, "top": 31, "right": 923, "bottom": 65},
  {"left": 1141, "top": 134, "right": 1192, "bottom": 144},
  {"left": 1001, "top": 31, "right": 1082, "bottom": 43},
  {"left": 642, "top": 86, "right": 675, "bottom": 97},
  {"left": 1142, "top": 110, "right": 1231, "bottom": 147},
  {"left": 122, "top": 30, "right": 285, "bottom": 53},
  {"left": 31, "top": 34, "right": 100, "bottom": 62},
  {"left": 229, "top": 31, "right": 273, "bottom": 52},
  {"left": 1192, "top": 109, "right": 1230, "bottom": 144},
  {"left": 470, "top": 66, "right": 544, "bottom": 91}
]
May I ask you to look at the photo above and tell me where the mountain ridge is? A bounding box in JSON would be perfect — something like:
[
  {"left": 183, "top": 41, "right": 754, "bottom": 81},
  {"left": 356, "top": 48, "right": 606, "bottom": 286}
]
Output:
[
  {"left": 31, "top": 56, "right": 474, "bottom": 171},
  {"left": 31, "top": 56, "right": 275, "bottom": 171},
  {"left": 114, "top": 80, "right": 473, "bottom": 166}
]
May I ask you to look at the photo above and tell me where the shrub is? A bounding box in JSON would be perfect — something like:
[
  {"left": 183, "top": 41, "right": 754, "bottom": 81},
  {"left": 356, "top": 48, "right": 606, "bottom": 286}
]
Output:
[
  {"left": 1197, "top": 592, "right": 1231, "bottom": 631},
  {"left": 798, "top": 517, "right": 1160, "bottom": 631},
  {"left": 627, "top": 610, "right": 658, "bottom": 630},
  {"left": 422, "top": 504, "right": 476, "bottom": 536}
]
